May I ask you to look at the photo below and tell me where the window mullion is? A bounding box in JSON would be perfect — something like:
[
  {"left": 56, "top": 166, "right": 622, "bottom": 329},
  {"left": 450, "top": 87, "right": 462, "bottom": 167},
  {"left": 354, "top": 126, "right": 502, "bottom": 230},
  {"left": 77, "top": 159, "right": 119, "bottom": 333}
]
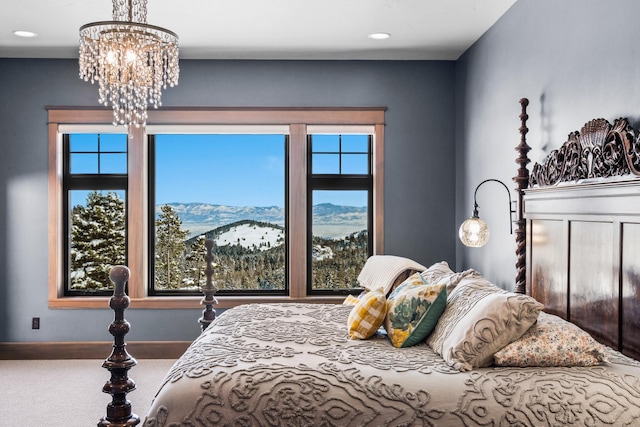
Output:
[
  {"left": 128, "top": 126, "right": 147, "bottom": 299},
  {"left": 289, "top": 124, "right": 307, "bottom": 298}
]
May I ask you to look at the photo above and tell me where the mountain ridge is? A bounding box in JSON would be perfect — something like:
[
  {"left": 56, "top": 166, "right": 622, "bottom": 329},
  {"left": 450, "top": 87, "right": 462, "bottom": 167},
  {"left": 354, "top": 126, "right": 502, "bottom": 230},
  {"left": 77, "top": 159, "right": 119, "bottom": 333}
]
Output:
[{"left": 161, "top": 202, "right": 367, "bottom": 238}]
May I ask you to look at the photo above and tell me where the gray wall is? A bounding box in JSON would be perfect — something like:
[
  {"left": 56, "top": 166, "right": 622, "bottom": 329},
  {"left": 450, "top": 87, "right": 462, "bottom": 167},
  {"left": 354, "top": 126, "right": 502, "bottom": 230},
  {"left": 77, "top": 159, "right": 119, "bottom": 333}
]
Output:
[
  {"left": 455, "top": 0, "right": 640, "bottom": 289},
  {"left": 0, "top": 59, "right": 456, "bottom": 342}
]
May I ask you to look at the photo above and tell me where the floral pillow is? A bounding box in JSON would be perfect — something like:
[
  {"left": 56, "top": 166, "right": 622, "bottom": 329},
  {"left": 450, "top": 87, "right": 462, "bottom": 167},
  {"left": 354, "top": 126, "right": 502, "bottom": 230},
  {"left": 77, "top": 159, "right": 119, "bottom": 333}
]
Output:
[
  {"left": 347, "top": 288, "right": 387, "bottom": 339},
  {"left": 493, "top": 311, "right": 608, "bottom": 367},
  {"left": 427, "top": 275, "right": 543, "bottom": 371},
  {"left": 383, "top": 273, "right": 447, "bottom": 348}
]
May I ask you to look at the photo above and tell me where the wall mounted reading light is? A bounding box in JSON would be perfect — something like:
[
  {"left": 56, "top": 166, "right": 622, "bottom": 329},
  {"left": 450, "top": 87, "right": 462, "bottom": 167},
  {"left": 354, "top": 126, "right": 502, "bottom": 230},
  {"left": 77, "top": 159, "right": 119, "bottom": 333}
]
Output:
[{"left": 459, "top": 179, "right": 515, "bottom": 247}]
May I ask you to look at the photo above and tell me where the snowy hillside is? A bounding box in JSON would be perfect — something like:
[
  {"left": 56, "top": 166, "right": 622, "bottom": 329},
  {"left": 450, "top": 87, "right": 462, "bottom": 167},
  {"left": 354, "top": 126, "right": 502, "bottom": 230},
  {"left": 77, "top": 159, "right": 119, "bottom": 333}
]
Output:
[
  {"left": 312, "top": 244, "right": 334, "bottom": 261},
  {"left": 186, "top": 220, "right": 368, "bottom": 264},
  {"left": 213, "top": 222, "right": 284, "bottom": 251}
]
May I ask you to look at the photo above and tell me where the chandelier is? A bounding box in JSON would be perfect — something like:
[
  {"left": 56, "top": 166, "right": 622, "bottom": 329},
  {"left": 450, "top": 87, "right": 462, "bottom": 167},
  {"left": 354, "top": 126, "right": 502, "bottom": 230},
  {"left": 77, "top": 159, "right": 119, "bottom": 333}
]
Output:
[{"left": 79, "top": 0, "right": 179, "bottom": 130}]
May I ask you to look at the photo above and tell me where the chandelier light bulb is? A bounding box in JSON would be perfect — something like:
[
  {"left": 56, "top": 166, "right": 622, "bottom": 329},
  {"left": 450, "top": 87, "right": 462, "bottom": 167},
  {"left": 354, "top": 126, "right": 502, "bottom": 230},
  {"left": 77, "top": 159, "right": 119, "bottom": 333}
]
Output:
[
  {"left": 125, "top": 49, "right": 137, "bottom": 63},
  {"left": 106, "top": 50, "right": 117, "bottom": 64}
]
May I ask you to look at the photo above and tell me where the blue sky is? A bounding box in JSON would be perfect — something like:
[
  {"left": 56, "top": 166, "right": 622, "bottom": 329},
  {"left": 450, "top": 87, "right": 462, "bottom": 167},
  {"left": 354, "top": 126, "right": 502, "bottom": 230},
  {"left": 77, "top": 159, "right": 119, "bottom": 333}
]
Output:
[
  {"left": 155, "top": 134, "right": 367, "bottom": 208},
  {"left": 156, "top": 134, "right": 285, "bottom": 206},
  {"left": 69, "top": 133, "right": 368, "bottom": 208}
]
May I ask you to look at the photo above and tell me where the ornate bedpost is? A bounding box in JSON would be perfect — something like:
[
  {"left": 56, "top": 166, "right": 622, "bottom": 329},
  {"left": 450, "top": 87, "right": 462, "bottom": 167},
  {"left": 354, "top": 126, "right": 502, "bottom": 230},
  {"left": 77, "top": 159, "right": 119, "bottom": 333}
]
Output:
[
  {"left": 514, "top": 98, "right": 530, "bottom": 294},
  {"left": 199, "top": 239, "right": 218, "bottom": 332},
  {"left": 99, "top": 266, "right": 139, "bottom": 427}
]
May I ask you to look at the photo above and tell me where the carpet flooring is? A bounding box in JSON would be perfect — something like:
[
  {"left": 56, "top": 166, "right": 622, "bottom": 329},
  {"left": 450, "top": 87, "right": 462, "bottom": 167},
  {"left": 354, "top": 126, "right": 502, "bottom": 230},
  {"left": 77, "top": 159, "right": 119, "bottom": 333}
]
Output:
[{"left": 1, "top": 358, "right": 175, "bottom": 427}]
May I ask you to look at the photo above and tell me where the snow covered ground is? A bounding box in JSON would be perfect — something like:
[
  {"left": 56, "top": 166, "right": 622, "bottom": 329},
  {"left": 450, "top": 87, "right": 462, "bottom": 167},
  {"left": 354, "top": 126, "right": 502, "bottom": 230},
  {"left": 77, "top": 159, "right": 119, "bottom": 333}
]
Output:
[{"left": 213, "top": 222, "right": 284, "bottom": 251}]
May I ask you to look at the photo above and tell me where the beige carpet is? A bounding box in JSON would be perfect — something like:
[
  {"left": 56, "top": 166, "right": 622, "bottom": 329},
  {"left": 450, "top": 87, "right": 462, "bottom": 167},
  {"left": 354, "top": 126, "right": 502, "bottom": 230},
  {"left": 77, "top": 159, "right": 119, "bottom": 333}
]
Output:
[{"left": 1, "top": 358, "right": 175, "bottom": 427}]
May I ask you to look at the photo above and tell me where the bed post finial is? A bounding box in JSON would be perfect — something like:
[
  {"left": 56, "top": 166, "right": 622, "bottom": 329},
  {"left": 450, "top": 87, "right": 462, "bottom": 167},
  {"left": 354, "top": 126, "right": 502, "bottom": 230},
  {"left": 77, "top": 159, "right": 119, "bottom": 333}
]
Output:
[
  {"left": 199, "top": 239, "right": 218, "bottom": 332},
  {"left": 99, "top": 265, "right": 140, "bottom": 427},
  {"left": 514, "top": 98, "right": 530, "bottom": 294}
]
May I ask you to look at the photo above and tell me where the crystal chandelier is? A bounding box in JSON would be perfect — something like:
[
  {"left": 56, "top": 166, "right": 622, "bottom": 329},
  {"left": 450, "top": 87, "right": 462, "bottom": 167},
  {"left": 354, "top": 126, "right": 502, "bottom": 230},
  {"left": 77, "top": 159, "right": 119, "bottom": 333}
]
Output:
[{"left": 79, "top": 0, "right": 179, "bottom": 130}]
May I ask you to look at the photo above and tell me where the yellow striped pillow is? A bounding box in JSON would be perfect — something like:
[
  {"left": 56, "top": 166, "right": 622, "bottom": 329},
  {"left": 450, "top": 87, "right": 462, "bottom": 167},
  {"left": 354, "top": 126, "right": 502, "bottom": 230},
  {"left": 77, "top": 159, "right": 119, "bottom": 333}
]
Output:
[
  {"left": 347, "top": 288, "right": 387, "bottom": 339},
  {"left": 342, "top": 294, "right": 361, "bottom": 306}
]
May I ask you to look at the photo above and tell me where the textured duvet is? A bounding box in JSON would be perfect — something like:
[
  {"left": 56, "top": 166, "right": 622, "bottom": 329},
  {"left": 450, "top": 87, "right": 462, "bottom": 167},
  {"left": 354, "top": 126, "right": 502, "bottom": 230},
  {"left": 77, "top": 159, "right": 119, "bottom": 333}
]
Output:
[{"left": 143, "top": 303, "right": 640, "bottom": 426}]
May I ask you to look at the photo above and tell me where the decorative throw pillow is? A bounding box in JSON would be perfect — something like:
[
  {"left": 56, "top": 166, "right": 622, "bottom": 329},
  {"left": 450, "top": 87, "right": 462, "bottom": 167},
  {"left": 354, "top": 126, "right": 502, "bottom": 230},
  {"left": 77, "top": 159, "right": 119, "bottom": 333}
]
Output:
[
  {"left": 494, "top": 311, "right": 608, "bottom": 367},
  {"left": 419, "top": 261, "right": 477, "bottom": 292},
  {"left": 342, "top": 294, "right": 361, "bottom": 306},
  {"left": 347, "top": 288, "right": 387, "bottom": 339},
  {"left": 384, "top": 273, "right": 447, "bottom": 348},
  {"left": 427, "top": 276, "right": 543, "bottom": 371},
  {"left": 357, "top": 255, "right": 426, "bottom": 295}
]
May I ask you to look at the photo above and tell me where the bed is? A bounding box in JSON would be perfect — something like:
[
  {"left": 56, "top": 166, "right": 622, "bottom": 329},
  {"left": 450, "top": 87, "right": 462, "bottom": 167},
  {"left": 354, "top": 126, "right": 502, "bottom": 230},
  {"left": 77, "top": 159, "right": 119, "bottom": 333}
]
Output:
[{"left": 99, "top": 99, "right": 640, "bottom": 427}]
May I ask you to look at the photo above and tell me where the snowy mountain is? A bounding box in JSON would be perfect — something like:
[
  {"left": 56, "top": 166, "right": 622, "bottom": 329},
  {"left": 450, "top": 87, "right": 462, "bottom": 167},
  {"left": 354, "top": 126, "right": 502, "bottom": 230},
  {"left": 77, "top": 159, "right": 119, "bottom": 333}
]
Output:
[
  {"left": 186, "top": 220, "right": 366, "bottom": 264},
  {"left": 166, "top": 203, "right": 283, "bottom": 226},
  {"left": 205, "top": 220, "right": 284, "bottom": 251},
  {"left": 312, "top": 203, "right": 367, "bottom": 222},
  {"left": 161, "top": 202, "right": 366, "bottom": 238}
]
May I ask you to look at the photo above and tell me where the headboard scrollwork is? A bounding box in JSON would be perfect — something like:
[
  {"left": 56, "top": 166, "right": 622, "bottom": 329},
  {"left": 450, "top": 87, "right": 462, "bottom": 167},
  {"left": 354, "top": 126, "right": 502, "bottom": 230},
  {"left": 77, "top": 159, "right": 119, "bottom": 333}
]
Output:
[{"left": 530, "top": 117, "right": 640, "bottom": 187}]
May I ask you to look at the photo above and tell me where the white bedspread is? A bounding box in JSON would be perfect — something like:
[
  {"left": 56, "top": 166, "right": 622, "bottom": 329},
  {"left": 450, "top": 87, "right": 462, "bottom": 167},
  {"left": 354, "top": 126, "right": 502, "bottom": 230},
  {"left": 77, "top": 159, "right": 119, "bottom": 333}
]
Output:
[{"left": 143, "top": 303, "right": 640, "bottom": 426}]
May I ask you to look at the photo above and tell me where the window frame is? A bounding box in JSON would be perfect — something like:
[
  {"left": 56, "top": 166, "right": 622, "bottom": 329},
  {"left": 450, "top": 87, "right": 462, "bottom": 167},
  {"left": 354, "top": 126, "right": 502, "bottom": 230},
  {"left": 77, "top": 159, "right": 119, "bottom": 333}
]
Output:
[
  {"left": 307, "top": 133, "right": 374, "bottom": 295},
  {"left": 63, "top": 133, "right": 129, "bottom": 296},
  {"left": 147, "top": 131, "right": 290, "bottom": 296},
  {"left": 48, "top": 107, "right": 385, "bottom": 309}
]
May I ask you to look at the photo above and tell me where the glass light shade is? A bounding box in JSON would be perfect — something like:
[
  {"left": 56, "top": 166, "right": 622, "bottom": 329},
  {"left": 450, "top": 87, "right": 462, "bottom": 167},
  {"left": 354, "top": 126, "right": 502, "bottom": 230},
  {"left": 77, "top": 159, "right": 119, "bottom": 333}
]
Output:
[
  {"left": 79, "top": 0, "right": 179, "bottom": 130},
  {"left": 459, "top": 216, "right": 490, "bottom": 247}
]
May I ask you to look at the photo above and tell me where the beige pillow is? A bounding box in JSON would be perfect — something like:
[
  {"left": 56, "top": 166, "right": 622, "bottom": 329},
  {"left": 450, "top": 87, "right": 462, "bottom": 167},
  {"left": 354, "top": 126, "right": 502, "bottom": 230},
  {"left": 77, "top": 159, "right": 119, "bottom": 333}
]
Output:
[
  {"left": 420, "top": 261, "right": 477, "bottom": 292},
  {"left": 357, "top": 255, "right": 426, "bottom": 295},
  {"left": 427, "top": 276, "right": 543, "bottom": 371},
  {"left": 494, "top": 311, "right": 608, "bottom": 367}
]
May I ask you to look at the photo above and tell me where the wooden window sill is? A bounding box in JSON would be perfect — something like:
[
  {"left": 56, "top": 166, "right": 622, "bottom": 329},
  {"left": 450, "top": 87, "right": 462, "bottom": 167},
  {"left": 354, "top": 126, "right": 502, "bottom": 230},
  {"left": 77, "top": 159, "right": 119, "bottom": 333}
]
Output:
[{"left": 48, "top": 295, "right": 348, "bottom": 309}]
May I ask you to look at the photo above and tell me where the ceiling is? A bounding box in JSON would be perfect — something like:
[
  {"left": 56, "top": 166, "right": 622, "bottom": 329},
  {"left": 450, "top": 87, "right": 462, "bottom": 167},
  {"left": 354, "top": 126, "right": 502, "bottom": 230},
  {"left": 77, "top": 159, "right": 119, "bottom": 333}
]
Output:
[{"left": 1, "top": 0, "right": 516, "bottom": 60}]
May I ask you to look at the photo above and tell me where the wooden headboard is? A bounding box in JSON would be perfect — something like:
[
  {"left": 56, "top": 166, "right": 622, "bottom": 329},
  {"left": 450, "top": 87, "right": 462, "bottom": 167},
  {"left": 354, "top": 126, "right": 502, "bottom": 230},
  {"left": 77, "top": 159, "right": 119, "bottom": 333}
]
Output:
[{"left": 520, "top": 105, "right": 640, "bottom": 361}]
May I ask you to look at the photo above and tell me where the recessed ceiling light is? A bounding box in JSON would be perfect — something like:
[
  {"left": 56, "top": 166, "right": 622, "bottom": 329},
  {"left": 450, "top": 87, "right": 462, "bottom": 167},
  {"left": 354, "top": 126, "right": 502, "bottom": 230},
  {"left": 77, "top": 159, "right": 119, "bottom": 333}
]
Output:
[
  {"left": 368, "top": 32, "right": 391, "bottom": 40},
  {"left": 13, "top": 30, "right": 38, "bottom": 38}
]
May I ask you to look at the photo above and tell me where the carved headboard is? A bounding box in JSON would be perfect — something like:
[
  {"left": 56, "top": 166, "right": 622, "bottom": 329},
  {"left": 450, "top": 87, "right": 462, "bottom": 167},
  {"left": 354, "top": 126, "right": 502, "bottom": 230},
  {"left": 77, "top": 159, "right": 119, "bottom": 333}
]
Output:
[
  {"left": 522, "top": 108, "right": 640, "bottom": 361},
  {"left": 530, "top": 117, "right": 640, "bottom": 185}
]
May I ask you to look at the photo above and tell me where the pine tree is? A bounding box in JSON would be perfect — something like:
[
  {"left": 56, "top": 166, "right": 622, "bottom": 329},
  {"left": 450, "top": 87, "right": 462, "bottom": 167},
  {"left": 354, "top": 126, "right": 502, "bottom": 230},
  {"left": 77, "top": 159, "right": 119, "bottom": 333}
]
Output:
[
  {"left": 155, "top": 204, "right": 190, "bottom": 290},
  {"left": 70, "top": 191, "right": 126, "bottom": 291},
  {"left": 184, "top": 235, "right": 208, "bottom": 289}
]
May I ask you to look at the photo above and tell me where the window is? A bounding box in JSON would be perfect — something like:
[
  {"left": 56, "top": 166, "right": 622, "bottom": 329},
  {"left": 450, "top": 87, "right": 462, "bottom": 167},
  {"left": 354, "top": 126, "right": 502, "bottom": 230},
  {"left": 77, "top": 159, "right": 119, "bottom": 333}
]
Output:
[
  {"left": 308, "top": 134, "right": 372, "bottom": 294},
  {"left": 63, "top": 133, "right": 128, "bottom": 295},
  {"left": 149, "top": 133, "right": 287, "bottom": 295},
  {"left": 48, "top": 108, "right": 385, "bottom": 308}
]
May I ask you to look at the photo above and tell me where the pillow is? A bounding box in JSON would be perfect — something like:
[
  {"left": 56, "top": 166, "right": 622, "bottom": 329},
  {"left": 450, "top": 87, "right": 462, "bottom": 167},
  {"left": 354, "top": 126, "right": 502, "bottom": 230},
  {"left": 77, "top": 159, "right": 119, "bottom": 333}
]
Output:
[
  {"left": 384, "top": 273, "right": 447, "bottom": 348},
  {"left": 388, "top": 268, "right": 422, "bottom": 294},
  {"left": 347, "top": 288, "right": 387, "bottom": 339},
  {"left": 494, "top": 311, "right": 608, "bottom": 367},
  {"left": 357, "top": 255, "right": 426, "bottom": 295},
  {"left": 420, "top": 261, "right": 477, "bottom": 292},
  {"left": 427, "top": 275, "right": 543, "bottom": 371},
  {"left": 342, "top": 294, "right": 361, "bottom": 306}
]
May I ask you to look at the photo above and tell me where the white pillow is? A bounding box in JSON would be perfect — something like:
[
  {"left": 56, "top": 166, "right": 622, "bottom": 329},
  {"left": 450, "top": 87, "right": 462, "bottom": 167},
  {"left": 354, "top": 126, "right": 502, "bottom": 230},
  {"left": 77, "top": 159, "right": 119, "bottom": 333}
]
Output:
[
  {"left": 427, "top": 275, "right": 543, "bottom": 371},
  {"left": 419, "top": 261, "right": 478, "bottom": 292},
  {"left": 357, "top": 255, "right": 426, "bottom": 295}
]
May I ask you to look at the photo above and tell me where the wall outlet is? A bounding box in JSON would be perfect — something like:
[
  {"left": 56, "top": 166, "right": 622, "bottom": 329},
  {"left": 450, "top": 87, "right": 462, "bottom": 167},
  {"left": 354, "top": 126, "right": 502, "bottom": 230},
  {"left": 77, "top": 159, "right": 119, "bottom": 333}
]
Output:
[{"left": 32, "top": 317, "right": 40, "bottom": 329}]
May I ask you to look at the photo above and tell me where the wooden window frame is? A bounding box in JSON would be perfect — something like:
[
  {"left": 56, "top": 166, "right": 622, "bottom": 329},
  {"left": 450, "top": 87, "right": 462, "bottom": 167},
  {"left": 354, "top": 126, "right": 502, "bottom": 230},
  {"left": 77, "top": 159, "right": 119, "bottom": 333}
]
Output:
[
  {"left": 48, "top": 107, "right": 386, "bottom": 309},
  {"left": 62, "top": 133, "right": 129, "bottom": 296},
  {"left": 307, "top": 133, "right": 374, "bottom": 295}
]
